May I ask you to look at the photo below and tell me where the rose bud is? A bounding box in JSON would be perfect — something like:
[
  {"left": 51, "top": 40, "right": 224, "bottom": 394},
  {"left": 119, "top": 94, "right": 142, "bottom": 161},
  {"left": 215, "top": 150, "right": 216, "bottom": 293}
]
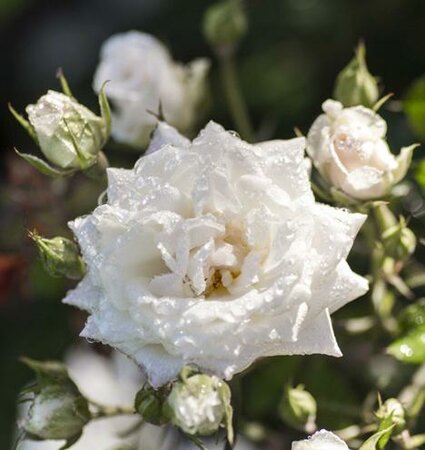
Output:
[
  {"left": 20, "top": 358, "right": 90, "bottom": 442},
  {"left": 307, "top": 99, "right": 417, "bottom": 201},
  {"left": 134, "top": 386, "right": 170, "bottom": 426},
  {"left": 10, "top": 74, "right": 110, "bottom": 177},
  {"left": 29, "top": 232, "right": 85, "bottom": 280},
  {"left": 165, "top": 373, "right": 233, "bottom": 440},
  {"left": 203, "top": 0, "right": 247, "bottom": 52},
  {"left": 279, "top": 384, "right": 317, "bottom": 433},
  {"left": 333, "top": 43, "right": 379, "bottom": 108},
  {"left": 376, "top": 398, "right": 406, "bottom": 435}
]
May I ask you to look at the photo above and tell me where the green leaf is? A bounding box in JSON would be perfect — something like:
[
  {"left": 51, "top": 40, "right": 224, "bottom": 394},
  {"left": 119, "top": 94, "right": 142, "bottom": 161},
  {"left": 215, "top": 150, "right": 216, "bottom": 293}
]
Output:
[
  {"left": 9, "top": 103, "right": 38, "bottom": 142},
  {"left": 358, "top": 425, "right": 395, "bottom": 450},
  {"left": 15, "top": 149, "right": 74, "bottom": 178},
  {"left": 415, "top": 159, "right": 425, "bottom": 188},
  {"left": 98, "top": 81, "right": 112, "bottom": 137},
  {"left": 387, "top": 325, "right": 425, "bottom": 363},
  {"left": 397, "top": 299, "right": 425, "bottom": 334},
  {"left": 404, "top": 75, "right": 425, "bottom": 141}
]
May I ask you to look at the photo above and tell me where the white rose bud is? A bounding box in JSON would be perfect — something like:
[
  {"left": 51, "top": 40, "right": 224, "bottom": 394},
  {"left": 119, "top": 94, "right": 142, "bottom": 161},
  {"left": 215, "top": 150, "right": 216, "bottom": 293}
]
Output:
[
  {"left": 11, "top": 81, "right": 110, "bottom": 177},
  {"left": 307, "top": 99, "right": 416, "bottom": 200},
  {"left": 292, "top": 430, "right": 350, "bottom": 450},
  {"left": 24, "top": 385, "right": 90, "bottom": 440},
  {"left": 93, "top": 31, "right": 210, "bottom": 148},
  {"left": 20, "top": 358, "right": 90, "bottom": 442},
  {"left": 166, "top": 374, "right": 232, "bottom": 437}
]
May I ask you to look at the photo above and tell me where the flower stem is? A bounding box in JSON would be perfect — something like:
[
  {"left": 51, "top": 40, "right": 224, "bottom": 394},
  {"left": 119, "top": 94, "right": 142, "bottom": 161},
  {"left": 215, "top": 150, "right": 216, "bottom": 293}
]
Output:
[
  {"left": 219, "top": 51, "right": 254, "bottom": 142},
  {"left": 90, "top": 399, "right": 135, "bottom": 419}
]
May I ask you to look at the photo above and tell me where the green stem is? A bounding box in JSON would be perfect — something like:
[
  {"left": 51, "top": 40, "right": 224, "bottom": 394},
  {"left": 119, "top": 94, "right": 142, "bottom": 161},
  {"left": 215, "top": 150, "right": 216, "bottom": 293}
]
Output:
[
  {"left": 90, "top": 399, "right": 135, "bottom": 419},
  {"left": 219, "top": 52, "right": 254, "bottom": 142}
]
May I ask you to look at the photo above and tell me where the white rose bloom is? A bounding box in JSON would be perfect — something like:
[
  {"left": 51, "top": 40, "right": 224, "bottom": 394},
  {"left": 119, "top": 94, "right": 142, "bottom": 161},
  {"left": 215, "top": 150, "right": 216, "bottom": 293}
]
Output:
[
  {"left": 64, "top": 121, "right": 368, "bottom": 388},
  {"left": 292, "top": 429, "right": 350, "bottom": 450},
  {"left": 307, "top": 99, "right": 414, "bottom": 200},
  {"left": 93, "top": 31, "right": 209, "bottom": 147}
]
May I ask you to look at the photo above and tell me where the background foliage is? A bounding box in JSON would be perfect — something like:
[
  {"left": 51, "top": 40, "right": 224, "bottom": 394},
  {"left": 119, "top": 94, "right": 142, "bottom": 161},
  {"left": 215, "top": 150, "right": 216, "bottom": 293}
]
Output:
[{"left": 1, "top": 0, "right": 425, "bottom": 448}]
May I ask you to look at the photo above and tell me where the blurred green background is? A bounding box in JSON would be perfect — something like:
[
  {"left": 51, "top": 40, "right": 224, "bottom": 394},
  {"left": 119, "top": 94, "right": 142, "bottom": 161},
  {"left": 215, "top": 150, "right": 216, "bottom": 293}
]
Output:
[{"left": 1, "top": 0, "right": 425, "bottom": 448}]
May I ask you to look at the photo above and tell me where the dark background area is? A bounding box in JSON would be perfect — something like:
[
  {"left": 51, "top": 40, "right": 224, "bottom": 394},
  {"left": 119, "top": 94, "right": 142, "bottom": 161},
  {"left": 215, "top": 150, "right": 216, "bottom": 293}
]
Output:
[{"left": 1, "top": 0, "right": 425, "bottom": 447}]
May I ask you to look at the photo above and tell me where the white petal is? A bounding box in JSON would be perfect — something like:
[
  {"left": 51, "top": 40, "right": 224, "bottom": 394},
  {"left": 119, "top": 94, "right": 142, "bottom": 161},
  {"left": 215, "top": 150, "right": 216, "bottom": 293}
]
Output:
[
  {"left": 146, "top": 121, "right": 190, "bottom": 155},
  {"left": 292, "top": 429, "right": 349, "bottom": 450}
]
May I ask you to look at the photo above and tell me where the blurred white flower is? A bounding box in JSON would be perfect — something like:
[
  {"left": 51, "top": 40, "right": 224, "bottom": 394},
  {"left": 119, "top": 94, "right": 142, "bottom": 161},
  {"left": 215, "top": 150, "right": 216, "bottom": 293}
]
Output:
[
  {"left": 18, "top": 348, "right": 254, "bottom": 450},
  {"left": 65, "top": 121, "right": 368, "bottom": 388},
  {"left": 292, "top": 430, "right": 349, "bottom": 450},
  {"left": 307, "top": 99, "right": 414, "bottom": 200},
  {"left": 93, "top": 31, "right": 209, "bottom": 147},
  {"left": 18, "top": 347, "right": 143, "bottom": 450}
]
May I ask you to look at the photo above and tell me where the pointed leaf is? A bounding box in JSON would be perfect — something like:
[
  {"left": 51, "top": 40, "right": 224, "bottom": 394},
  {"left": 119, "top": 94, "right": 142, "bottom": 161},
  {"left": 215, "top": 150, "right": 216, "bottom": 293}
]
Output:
[
  {"left": 56, "top": 68, "right": 74, "bottom": 98},
  {"left": 15, "top": 149, "right": 73, "bottom": 178},
  {"left": 358, "top": 425, "right": 395, "bottom": 450},
  {"left": 98, "top": 81, "right": 112, "bottom": 136},
  {"left": 9, "top": 103, "right": 38, "bottom": 142}
]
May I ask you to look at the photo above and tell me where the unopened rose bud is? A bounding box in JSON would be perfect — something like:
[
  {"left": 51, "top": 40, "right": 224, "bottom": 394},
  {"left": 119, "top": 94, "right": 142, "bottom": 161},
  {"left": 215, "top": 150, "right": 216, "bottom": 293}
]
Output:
[
  {"left": 165, "top": 373, "right": 232, "bottom": 438},
  {"left": 24, "top": 385, "right": 90, "bottom": 440},
  {"left": 203, "top": 0, "right": 247, "bottom": 52},
  {"left": 134, "top": 386, "right": 170, "bottom": 426},
  {"left": 376, "top": 398, "right": 406, "bottom": 435},
  {"left": 10, "top": 74, "right": 110, "bottom": 177},
  {"left": 29, "top": 232, "right": 85, "bottom": 280},
  {"left": 280, "top": 384, "right": 317, "bottom": 433},
  {"left": 20, "top": 358, "right": 90, "bottom": 441},
  {"left": 333, "top": 43, "right": 379, "bottom": 108}
]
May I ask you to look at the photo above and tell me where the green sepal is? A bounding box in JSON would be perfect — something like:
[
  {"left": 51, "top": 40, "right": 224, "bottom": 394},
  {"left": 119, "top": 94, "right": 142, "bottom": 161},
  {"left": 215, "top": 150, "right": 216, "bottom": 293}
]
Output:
[
  {"left": 392, "top": 144, "right": 420, "bottom": 185},
  {"left": 20, "top": 357, "right": 70, "bottom": 386},
  {"left": 9, "top": 103, "right": 38, "bottom": 142},
  {"left": 373, "top": 93, "right": 394, "bottom": 112},
  {"left": 56, "top": 68, "right": 74, "bottom": 98},
  {"left": 217, "top": 380, "right": 234, "bottom": 445},
  {"left": 59, "top": 432, "right": 83, "bottom": 450},
  {"left": 358, "top": 425, "right": 395, "bottom": 450},
  {"left": 99, "top": 81, "right": 112, "bottom": 137},
  {"left": 15, "top": 148, "right": 74, "bottom": 178}
]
